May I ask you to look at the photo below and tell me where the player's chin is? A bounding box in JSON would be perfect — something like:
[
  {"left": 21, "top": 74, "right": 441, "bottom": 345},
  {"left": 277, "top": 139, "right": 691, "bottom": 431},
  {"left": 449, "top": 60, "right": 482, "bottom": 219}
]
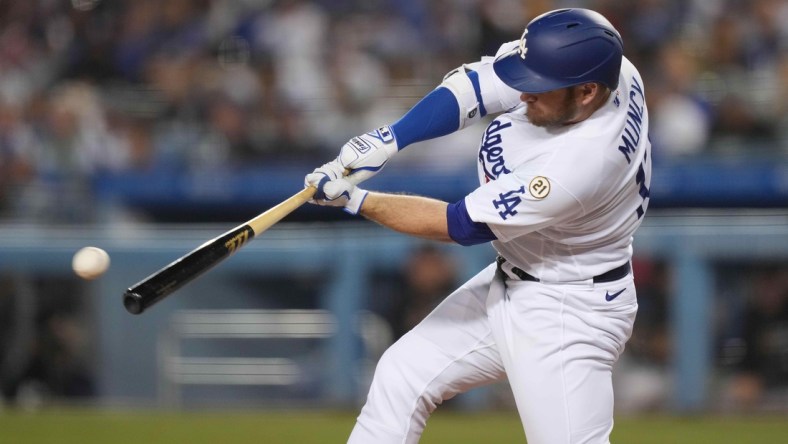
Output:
[
  {"left": 525, "top": 106, "right": 553, "bottom": 127},
  {"left": 526, "top": 109, "right": 571, "bottom": 128},
  {"left": 525, "top": 113, "right": 555, "bottom": 128}
]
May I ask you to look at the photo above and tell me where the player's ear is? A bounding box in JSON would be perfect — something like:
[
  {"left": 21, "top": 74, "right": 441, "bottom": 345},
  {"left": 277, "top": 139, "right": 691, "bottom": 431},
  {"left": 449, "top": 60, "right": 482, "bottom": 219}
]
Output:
[{"left": 577, "top": 82, "right": 605, "bottom": 106}]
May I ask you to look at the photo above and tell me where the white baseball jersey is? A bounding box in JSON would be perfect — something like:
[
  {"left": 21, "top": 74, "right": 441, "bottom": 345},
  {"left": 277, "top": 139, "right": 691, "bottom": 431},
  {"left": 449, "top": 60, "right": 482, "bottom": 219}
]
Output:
[{"left": 465, "top": 56, "right": 651, "bottom": 282}]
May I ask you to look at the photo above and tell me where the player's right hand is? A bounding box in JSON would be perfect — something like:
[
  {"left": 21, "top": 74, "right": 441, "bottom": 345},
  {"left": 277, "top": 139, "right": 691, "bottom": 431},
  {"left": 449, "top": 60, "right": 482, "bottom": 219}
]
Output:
[
  {"left": 305, "top": 160, "right": 345, "bottom": 201},
  {"left": 305, "top": 165, "right": 368, "bottom": 215},
  {"left": 336, "top": 126, "right": 399, "bottom": 184}
]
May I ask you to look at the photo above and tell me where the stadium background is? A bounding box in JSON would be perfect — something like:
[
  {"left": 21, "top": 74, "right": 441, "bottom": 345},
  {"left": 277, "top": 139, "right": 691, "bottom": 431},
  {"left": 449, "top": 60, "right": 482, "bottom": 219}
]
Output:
[{"left": 0, "top": 0, "right": 786, "bottom": 442}]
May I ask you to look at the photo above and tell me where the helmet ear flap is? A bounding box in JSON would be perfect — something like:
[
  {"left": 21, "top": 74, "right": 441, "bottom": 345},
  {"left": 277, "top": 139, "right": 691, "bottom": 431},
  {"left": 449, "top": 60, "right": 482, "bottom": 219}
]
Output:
[{"left": 493, "top": 8, "right": 623, "bottom": 93}]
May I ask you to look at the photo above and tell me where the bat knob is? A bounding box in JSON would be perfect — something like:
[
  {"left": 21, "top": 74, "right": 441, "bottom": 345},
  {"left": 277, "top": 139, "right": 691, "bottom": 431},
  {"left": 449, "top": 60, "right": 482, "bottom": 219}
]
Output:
[{"left": 123, "top": 291, "right": 145, "bottom": 315}]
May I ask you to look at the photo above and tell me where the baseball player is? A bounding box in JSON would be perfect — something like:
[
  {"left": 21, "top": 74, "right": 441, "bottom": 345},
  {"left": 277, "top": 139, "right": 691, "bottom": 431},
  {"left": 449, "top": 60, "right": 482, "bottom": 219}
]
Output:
[{"left": 305, "top": 8, "right": 651, "bottom": 444}]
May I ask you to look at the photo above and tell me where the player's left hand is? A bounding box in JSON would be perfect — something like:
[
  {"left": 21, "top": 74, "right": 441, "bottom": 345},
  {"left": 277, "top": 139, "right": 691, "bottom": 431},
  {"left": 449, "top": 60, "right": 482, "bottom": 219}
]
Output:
[{"left": 305, "top": 168, "right": 368, "bottom": 215}]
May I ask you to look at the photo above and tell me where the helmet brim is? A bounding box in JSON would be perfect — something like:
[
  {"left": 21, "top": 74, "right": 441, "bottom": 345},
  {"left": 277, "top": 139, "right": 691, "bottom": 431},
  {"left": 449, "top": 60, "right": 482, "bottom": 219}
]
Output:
[{"left": 493, "top": 52, "right": 571, "bottom": 94}]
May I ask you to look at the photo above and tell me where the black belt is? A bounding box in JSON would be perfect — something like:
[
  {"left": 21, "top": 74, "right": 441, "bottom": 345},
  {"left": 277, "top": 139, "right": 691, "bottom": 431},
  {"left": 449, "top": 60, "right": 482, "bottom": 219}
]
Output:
[{"left": 496, "top": 256, "right": 630, "bottom": 283}]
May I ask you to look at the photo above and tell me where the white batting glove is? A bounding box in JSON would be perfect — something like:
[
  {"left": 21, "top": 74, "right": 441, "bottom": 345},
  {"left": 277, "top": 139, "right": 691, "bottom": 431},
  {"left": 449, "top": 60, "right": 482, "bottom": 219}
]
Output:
[
  {"left": 313, "top": 177, "right": 369, "bottom": 215},
  {"left": 305, "top": 160, "right": 346, "bottom": 201},
  {"left": 337, "top": 126, "right": 399, "bottom": 183}
]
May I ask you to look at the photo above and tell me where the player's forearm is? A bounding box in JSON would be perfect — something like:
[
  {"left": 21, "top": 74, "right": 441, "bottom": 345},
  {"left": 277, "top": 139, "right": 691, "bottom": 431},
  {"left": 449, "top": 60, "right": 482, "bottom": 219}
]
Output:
[{"left": 359, "top": 192, "right": 452, "bottom": 242}]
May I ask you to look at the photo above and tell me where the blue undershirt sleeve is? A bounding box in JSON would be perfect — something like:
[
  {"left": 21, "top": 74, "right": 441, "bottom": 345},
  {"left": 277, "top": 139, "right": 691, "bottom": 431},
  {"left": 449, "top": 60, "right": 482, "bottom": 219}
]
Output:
[
  {"left": 390, "top": 87, "right": 460, "bottom": 149},
  {"left": 446, "top": 199, "right": 497, "bottom": 246}
]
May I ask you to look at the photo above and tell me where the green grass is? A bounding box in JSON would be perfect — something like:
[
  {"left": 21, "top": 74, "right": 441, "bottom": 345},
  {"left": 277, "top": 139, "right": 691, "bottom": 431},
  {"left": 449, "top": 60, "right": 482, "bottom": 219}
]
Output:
[{"left": 1, "top": 409, "right": 787, "bottom": 443}]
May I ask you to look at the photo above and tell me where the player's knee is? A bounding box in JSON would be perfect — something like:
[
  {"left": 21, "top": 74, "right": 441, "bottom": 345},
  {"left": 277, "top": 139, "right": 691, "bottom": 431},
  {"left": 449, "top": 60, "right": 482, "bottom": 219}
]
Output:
[
  {"left": 372, "top": 339, "right": 418, "bottom": 389},
  {"left": 370, "top": 335, "right": 445, "bottom": 411}
]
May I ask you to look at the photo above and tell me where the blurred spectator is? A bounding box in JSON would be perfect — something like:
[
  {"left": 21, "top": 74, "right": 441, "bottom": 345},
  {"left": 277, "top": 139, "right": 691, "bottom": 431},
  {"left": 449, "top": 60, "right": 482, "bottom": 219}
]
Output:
[
  {"left": 256, "top": 97, "right": 326, "bottom": 162},
  {"left": 0, "top": 99, "right": 36, "bottom": 217},
  {"left": 1, "top": 275, "right": 94, "bottom": 409},
  {"left": 254, "top": 0, "right": 329, "bottom": 107},
  {"left": 647, "top": 41, "right": 711, "bottom": 159},
  {"left": 725, "top": 265, "right": 788, "bottom": 411},
  {"left": 374, "top": 243, "right": 460, "bottom": 340},
  {"left": 476, "top": 0, "right": 526, "bottom": 56},
  {"left": 21, "top": 82, "right": 133, "bottom": 223},
  {"left": 701, "top": 14, "right": 779, "bottom": 151},
  {"left": 37, "top": 81, "right": 132, "bottom": 175}
]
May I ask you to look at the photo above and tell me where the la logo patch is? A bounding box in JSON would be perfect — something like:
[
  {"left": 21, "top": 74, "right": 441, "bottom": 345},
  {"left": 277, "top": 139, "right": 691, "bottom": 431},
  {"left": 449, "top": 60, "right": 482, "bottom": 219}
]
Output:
[
  {"left": 528, "top": 176, "right": 550, "bottom": 199},
  {"left": 518, "top": 28, "right": 528, "bottom": 60}
]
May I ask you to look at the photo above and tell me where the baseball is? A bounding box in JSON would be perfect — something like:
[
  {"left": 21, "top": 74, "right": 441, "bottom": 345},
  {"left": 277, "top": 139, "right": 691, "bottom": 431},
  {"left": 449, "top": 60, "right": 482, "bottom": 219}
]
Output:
[{"left": 72, "top": 246, "right": 110, "bottom": 280}]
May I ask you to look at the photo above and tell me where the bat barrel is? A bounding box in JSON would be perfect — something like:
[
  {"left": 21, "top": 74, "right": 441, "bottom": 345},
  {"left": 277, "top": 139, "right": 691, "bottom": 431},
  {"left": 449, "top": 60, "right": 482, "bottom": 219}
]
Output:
[
  {"left": 121, "top": 224, "right": 255, "bottom": 315},
  {"left": 120, "top": 187, "right": 316, "bottom": 315},
  {"left": 123, "top": 291, "right": 145, "bottom": 315}
]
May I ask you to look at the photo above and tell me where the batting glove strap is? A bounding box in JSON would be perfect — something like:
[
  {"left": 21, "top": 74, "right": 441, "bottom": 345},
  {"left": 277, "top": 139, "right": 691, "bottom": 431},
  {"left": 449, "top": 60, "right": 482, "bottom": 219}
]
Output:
[{"left": 343, "top": 187, "right": 368, "bottom": 216}]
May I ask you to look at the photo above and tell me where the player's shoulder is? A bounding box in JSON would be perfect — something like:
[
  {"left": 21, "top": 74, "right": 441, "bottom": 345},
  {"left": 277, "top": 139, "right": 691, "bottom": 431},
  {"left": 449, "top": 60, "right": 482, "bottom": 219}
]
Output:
[
  {"left": 621, "top": 56, "right": 641, "bottom": 78},
  {"left": 617, "top": 57, "right": 647, "bottom": 95}
]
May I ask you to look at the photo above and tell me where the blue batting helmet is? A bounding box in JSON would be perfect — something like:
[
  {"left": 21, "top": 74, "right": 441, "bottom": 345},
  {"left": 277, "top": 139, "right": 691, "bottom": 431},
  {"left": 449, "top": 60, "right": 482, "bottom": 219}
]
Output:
[{"left": 493, "top": 8, "right": 623, "bottom": 93}]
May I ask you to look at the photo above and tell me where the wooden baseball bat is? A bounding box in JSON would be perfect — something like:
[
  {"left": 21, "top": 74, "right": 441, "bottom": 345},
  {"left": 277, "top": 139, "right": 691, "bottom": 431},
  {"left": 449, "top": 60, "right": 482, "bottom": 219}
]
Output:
[{"left": 123, "top": 186, "right": 317, "bottom": 315}]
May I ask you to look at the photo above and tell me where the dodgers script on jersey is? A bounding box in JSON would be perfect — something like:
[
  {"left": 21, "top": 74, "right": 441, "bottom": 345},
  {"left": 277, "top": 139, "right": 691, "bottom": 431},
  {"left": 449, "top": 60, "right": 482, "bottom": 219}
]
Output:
[{"left": 464, "top": 57, "right": 651, "bottom": 282}]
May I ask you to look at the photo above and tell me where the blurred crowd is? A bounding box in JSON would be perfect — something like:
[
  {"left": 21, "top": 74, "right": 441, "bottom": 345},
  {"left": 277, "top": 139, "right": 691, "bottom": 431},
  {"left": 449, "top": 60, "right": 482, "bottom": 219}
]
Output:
[{"left": 0, "top": 0, "right": 785, "bottom": 222}]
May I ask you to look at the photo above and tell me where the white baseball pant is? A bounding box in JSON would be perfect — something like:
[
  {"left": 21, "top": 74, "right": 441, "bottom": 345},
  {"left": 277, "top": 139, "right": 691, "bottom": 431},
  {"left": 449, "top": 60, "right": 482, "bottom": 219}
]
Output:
[{"left": 348, "top": 262, "right": 637, "bottom": 444}]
